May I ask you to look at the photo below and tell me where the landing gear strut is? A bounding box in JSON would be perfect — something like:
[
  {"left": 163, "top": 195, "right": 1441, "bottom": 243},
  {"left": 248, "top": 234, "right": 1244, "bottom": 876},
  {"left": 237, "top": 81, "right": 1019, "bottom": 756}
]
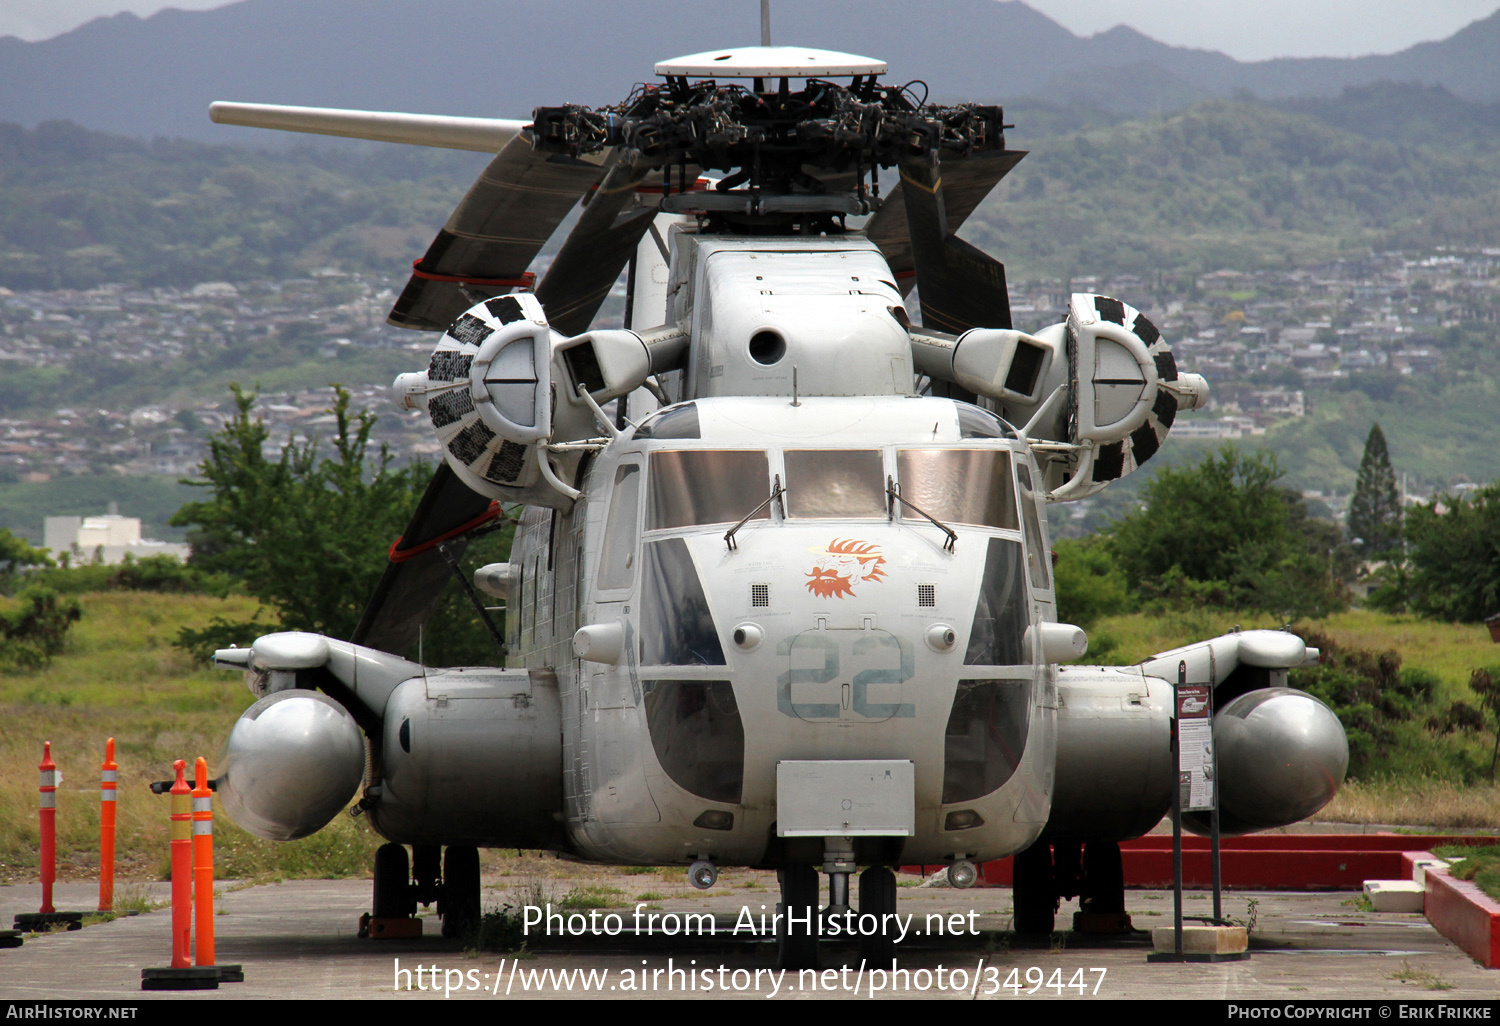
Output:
[
  {"left": 1012, "top": 840, "right": 1131, "bottom": 935},
  {"left": 370, "top": 842, "right": 481, "bottom": 938}
]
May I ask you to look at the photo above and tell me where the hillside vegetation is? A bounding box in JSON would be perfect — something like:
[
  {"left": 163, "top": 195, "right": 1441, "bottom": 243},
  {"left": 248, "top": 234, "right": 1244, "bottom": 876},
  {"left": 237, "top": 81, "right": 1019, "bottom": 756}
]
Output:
[{"left": 4, "top": 84, "right": 1500, "bottom": 292}]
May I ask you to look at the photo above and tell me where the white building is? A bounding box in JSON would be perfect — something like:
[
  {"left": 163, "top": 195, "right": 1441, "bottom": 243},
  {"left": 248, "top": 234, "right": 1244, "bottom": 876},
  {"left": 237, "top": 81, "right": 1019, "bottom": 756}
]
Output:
[{"left": 42, "top": 513, "right": 189, "bottom": 565}]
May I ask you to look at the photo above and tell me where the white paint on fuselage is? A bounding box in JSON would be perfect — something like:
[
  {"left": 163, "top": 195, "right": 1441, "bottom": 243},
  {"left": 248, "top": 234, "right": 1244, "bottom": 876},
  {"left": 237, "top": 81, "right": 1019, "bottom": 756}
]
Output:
[{"left": 555, "top": 394, "right": 1058, "bottom": 866}]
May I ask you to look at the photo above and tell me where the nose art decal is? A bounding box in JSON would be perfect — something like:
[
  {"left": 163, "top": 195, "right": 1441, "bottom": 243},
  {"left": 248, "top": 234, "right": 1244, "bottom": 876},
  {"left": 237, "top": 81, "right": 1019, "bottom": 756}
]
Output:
[{"left": 806, "top": 538, "right": 887, "bottom": 599}]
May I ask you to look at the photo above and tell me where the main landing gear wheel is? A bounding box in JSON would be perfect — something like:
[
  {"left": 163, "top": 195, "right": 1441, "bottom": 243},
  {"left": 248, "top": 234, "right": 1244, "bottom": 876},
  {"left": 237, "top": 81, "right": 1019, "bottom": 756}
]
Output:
[
  {"left": 373, "top": 843, "right": 414, "bottom": 919},
  {"left": 441, "top": 844, "right": 481, "bottom": 939},
  {"left": 1012, "top": 841, "right": 1057, "bottom": 935},
  {"left": 858, "top": 866, "right": 898, "bottom": 966},
  {"left": 1080, "top": 841, "right": 1126, "bottom": 916},
  {"left": 776, "top": 865, "right": 820, "bottom": 971}
]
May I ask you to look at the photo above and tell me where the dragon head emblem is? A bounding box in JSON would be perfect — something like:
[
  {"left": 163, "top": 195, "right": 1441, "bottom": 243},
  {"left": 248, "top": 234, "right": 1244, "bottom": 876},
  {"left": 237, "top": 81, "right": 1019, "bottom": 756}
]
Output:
[{"left": 806, "top": 538, "right": 888, "bottom": 599}]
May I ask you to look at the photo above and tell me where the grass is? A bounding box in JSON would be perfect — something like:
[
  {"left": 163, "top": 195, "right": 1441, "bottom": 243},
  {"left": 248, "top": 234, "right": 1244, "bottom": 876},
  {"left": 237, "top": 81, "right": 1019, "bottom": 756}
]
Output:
[
  {"left": 1084, "top": 608, "right": 1497, "bottom": 699},
  {"left": 0, "top": 590, "right": 391, "bottom": 885},
  {"left": 6, "top": 593, "right": 1500, "bottom": 882},
  {"left": 1432, "top": 844, "right": 1500, "bottom": 902},
  {"left": 555, "top": 885, "right": 626, "bottom": 910},
  {"left": 1089, "top": 607, "right": 1500, "bottom": 813},
  {"left": 1389, "top": 961, "right": 1455, "bottom": 991},
  {"left": 1314, "top": 778, "right": 1500, "bottom": 829}
]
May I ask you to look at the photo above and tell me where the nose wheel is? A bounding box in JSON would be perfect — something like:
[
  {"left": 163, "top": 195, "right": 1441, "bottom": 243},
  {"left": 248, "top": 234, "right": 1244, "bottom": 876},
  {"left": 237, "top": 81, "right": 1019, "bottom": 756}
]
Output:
[
  {"left": 858, "top": 866, "right": 898, "bottom": 966},
  {"left": 776, "top": 865, "right": 820, "bottom": 970}
]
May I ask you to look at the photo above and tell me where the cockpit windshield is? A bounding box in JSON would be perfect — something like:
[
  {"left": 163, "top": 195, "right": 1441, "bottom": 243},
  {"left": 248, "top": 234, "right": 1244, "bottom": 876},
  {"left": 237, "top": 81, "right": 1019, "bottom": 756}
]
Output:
[
  {"left": 639, "top": 445, "right": 1019, "bottom": 532},
  {"left": 783, "top": 449, "right": 885, "bottom": 519},
  {"left": 648, "top": 449, "right": 770, "bottom": 529},
  {"left": 896, "top": 449, "right": 1018, "bottom": 530}
]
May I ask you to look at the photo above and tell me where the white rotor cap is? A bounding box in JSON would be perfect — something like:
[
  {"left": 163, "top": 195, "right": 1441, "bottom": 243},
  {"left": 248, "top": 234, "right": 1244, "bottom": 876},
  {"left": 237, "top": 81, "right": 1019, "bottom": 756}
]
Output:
[{"left": 656, "top": 45, "right": 886, "bottom": 79}]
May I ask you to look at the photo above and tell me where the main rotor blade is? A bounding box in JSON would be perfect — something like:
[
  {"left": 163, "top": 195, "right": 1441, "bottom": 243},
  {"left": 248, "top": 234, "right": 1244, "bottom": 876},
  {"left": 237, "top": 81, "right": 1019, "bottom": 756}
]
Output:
[
  {"left": 352, "top": 462, "right": 494, "bottom": 656},
  {"left": 534, "top": 151, "right": 659, "bottom": 336},
  {"left": 209, "top": 102, "right": 528, "bottom": 152},
  {"left": 388, "top": 134, "right": 607, "bottom": 331},
  {"left": 898, "top": 153, "right": 1015, "bottom": 334},
  {"left": 868, "top": 149, "right": 1026, "bottom": 298}
]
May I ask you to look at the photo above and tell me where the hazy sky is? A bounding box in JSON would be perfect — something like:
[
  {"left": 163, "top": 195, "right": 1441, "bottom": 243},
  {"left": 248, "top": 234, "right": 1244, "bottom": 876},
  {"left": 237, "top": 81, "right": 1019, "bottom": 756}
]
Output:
[{"left": 4, "top": 0, "right": 1499, "bottom": 61}]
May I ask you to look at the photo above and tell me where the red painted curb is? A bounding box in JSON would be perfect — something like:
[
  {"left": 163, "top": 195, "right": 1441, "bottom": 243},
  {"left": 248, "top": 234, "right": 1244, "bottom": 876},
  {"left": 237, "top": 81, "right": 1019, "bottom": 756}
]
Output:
[
  {"left": 1418, "top": 857, "right": 1500, "bottom": 969},
  {"left": 902, "top": 835, "right": 1497, "bottom": 891}
]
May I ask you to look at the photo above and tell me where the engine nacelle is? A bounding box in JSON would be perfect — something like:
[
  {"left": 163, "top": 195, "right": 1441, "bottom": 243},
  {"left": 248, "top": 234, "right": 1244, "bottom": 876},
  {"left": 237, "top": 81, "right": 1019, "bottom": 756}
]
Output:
[
  {"left": 1044, "top": 667, "right": 1175, "bottom": 843},
  {"left": 369, "top": 668, "right": 564, "bottom": 848},
  {"left": 217, "top": 689, "right": 365, "bottom": 841},
  {"left": 1184, "top": 688, "right": 1348, "bottom": 837}
]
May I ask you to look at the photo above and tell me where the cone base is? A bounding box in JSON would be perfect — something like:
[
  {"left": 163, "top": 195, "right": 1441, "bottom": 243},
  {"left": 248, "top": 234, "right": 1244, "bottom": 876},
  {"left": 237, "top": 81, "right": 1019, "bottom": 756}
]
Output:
[
  {"left": 141, "top": 967, "right": 220, "bottom": 990},
  {"left": 13, "top": 912, "right": 83, "bottom": 931}
]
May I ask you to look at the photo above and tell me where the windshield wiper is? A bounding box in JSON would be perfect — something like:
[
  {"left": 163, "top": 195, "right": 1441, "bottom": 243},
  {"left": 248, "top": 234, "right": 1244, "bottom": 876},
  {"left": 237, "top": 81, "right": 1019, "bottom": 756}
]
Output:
[
  {"left": 724, "top": 475, "right": 785, "bottom": 551},
  {"left": 886, "top": 476, "right": 957, "bottom": 552}
]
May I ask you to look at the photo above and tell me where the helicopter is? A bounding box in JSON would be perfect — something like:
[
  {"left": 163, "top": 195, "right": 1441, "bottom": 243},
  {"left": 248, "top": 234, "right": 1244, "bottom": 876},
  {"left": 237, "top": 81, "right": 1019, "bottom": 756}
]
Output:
[{"left": 204, "top": 34, "right": 1350, "bottom": 970}]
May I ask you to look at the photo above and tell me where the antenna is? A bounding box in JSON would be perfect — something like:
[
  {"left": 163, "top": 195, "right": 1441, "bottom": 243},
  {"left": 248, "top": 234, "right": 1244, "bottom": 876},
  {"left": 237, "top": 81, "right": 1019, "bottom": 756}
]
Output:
[{"left": 761, "top": 0, "right": 771, "bottom": 46}]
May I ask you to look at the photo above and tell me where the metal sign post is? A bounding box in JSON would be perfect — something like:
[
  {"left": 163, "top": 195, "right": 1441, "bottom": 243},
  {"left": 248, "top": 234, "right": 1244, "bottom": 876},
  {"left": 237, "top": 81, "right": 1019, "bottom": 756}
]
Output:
[{"left": 1149, "top": 661, "right": 1246, "bottom": 963}]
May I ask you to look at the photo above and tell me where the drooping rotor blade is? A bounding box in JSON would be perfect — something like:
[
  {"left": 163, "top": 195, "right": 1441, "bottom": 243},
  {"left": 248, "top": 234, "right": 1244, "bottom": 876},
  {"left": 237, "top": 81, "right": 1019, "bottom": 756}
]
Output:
[
  {"left": 352, "top": 462, "right": 496, "bottom": 656},
  {"left": 388, "top": 135, "right": 608, "bottom": 331},
  {"left": 898, "top": 153, "right": 1015, "bottom": 334},
  {"left": 868, "top": 149, "right": 1026, "bottom": 298},
  {"left": 208, "top": 102, "right": 528, "bottom": 153},
  {"left": 534, "top": 151, "right": 659, "bottom": 336}
]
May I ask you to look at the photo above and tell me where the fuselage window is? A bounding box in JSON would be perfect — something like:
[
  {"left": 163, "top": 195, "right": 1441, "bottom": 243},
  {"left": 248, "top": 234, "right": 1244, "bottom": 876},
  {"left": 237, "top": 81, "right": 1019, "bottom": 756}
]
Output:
[
  {"left": 597, "top": 463, "right": 641, "bottom": 591},
  {"left": 896, "top": 448, "right": 1019, "bottom": 530},
  {"left": 783, "top": 449, "right": 885, "bottom": 519},
  {"left": 648, "top": 449, "right": 770, "bottom": 530}
]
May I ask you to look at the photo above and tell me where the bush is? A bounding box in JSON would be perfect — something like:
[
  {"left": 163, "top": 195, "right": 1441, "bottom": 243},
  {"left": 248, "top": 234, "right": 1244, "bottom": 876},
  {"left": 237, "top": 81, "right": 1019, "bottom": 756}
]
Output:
[
  {"left": 0, "top": 586, "right": 82, "bottom": 670},
  {"left": 1291, "top": 626, "right": 1426, "bottom": 774},
  {"left": 1110, "top": 447, "right": 1347, "bottom": 620},
  {"left": 1402, "top": 483, "right": 1500, "bottom": 622},
  {"left": 1052, "top": 535, "right": 1130, "bottom": 627}
]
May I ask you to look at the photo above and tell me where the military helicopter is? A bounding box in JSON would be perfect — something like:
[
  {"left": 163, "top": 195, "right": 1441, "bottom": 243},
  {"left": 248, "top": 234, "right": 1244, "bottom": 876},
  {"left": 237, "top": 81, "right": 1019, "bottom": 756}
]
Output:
[{"left": 205, "top": 26, "right": 1349, "bottom": 969}]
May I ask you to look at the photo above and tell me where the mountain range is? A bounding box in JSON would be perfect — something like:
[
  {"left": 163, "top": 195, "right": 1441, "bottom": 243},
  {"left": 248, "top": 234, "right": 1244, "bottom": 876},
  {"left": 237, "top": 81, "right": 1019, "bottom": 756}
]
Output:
[{"left": 4, "top": 0, "right": 1500, "bottom": 142}]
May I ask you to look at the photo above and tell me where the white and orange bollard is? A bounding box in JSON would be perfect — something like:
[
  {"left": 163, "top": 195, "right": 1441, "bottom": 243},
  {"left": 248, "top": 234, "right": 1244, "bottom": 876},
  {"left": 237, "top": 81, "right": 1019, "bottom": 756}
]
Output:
[
  {"left": 39, "top": 742, "right": 56, "bottom": 916},
  {"left": 12, "top": 742, "right": 82, "bottom": 934},
  {"left": 190, "top": 757, "right": 242, "bottom": 982},
  {"left": 141, "top": 760, "right": 218, "bottom": 990},
  {"left": 99, "top": 738, "right": 117, "bottom": 912}
]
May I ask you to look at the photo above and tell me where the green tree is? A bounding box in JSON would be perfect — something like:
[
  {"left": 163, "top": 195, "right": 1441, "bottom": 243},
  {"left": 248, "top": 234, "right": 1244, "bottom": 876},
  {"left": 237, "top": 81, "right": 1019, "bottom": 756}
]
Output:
[
  {"left": 172, "top": 384, "right": 430, "bottom": 641},
  {"left": 1402, "top": 483, "right": 1500, "bottom": 623},
  {"left": 0, "top": 528, "right": 54, "bottom": 592},
  {"left": 1109, "top": 446, "right": 1346, "bottom": 619},
  {"left": 1347, "top": 423, "right": 1403, "bottom": 558},
  {"left": 171, "top": 384, "right": 511, "bottom": 666}
]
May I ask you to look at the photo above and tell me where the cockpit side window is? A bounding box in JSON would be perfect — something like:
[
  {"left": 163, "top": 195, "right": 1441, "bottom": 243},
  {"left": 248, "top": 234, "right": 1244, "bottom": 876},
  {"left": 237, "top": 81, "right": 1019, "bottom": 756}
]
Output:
[
  {"left": 1015, "top": 461, "right": 1051, "bottom": 590},
  {"left": 896, "top": 449, "right": 1018, "bottom": 530},
  {"left": 597, "top": 463, "right": 641, "bottom": 591},
  {"left": 783, "top": 449, "right": 885, "bottom": 519},
  {"left": 648, "top": 450, "right": 770, "bottom": 530}
]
